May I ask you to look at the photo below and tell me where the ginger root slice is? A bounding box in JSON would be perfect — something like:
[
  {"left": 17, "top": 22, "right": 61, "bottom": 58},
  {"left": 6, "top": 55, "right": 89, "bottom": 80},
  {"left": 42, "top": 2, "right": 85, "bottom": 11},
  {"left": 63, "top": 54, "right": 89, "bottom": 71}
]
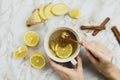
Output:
[
  {"left": 38, "top": 4, "right": 47, "bottom": 20},
  {"left": 44, "top": 3, "right": 54, "bottom": 19},
  {"left": 26, "top": 9, "right": 41, "bottom": 27},
  {"left": 51, "top": 3, "right": 68, "bottom": 15},
  {"left": 69, "top": 9, "right": 80, "bottom": 19}
]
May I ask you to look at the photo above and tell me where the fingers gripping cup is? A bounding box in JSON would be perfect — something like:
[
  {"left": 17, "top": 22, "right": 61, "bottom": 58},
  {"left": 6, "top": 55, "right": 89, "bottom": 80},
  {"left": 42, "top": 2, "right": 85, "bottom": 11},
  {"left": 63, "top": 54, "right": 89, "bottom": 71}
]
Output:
[{"left": 44, "top": 27, "right": 81, "bottom": 65}]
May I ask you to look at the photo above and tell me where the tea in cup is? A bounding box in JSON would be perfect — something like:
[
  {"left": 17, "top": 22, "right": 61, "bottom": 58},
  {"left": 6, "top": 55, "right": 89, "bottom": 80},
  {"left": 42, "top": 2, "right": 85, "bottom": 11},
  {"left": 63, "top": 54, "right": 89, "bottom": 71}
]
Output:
[{"left": 44, "top": 27, "right": 81, "bottom": 65}]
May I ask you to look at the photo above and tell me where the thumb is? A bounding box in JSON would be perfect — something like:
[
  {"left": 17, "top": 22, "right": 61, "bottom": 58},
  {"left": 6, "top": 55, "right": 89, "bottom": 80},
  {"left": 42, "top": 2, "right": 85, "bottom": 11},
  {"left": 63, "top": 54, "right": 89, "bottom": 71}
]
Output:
[{"left": 76, "top": 55, "right": 83, "bottom": 71}]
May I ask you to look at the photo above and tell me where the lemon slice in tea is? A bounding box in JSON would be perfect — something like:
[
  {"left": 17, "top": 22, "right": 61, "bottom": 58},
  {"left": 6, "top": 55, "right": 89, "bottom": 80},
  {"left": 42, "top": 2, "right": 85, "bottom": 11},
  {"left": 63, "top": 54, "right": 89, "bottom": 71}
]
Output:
[
  {"left": 13, "top": 45, "right": 28, "bottom": 58},
  {"left": 55, "top": 44, "right": 73, "bottom": 58},
  {"left": 30, "top": 52, "right": 46, "bottom": 69},
  {"left": 24, "top": 31, "right": 40, "bottom": 47},
  {"left": 50, "top": 40, "right": 56, "bottom": 51}
]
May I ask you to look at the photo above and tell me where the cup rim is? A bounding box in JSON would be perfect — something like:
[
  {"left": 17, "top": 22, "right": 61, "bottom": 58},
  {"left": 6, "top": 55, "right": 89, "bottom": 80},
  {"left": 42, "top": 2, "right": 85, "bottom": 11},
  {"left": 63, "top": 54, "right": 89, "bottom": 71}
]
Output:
[{"left": 44, "top": 27, "right": 81, "bottom": 63}]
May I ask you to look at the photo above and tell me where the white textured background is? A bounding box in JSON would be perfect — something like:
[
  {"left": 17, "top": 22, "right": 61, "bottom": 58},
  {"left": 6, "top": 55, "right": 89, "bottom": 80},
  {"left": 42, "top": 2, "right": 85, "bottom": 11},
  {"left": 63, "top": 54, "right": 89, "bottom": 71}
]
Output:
[{"left": 0, "top": 0, "right": 120, "bottom": 80}]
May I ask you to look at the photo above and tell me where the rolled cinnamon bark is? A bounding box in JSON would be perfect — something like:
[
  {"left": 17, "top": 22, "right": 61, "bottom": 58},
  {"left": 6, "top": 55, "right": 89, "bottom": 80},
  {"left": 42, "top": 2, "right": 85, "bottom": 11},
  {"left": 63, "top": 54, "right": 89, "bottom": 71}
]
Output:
[
  {"left": 92, "top": 17, "right": 110, "bottom": 36},
  {"left": 111, "top": 26, "right": 120, "bottom": 44},
  {"left": 80, "top": 26, "right": 105, "bottom": 30}
]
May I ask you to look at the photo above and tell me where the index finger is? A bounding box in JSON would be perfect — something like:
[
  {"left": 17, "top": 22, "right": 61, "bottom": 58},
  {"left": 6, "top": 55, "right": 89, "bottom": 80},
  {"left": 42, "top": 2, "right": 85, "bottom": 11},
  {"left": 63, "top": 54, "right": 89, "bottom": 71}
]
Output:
[{"left": 82, "top": 41, "right": 103, "bottom": 59}]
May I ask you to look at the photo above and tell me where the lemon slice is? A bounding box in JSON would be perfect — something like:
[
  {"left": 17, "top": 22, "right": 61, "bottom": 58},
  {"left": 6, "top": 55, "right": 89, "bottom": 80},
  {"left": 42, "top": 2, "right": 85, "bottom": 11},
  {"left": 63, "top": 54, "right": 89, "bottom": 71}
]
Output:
[
  {"left": 30, "top": 52, "right": 46, "bottom": 69},
  {"left": 13, "top": 45, "right": 28, "bottom": 58},
  {"left": 55, "top": 44, "right": 73, "bottom": 58},
  {"left": 49, "top": 41, "right": 56, "bottom": 56},
  {"left": 50, "top": 41, "right": 56, "bottom": 51},
  {"left": 24, "top": 31, "right": 40, "bottom": 47},
  {"left": 69, "top": 9, "right": 80, "bottom": 19}
]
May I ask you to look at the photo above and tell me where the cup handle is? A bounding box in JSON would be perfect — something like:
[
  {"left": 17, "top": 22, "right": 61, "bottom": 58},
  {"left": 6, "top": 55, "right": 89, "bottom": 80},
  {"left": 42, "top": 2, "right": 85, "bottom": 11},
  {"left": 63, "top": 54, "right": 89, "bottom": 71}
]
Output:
[{"left": 70, "top": 59, "right": 77, "bottom": 65}]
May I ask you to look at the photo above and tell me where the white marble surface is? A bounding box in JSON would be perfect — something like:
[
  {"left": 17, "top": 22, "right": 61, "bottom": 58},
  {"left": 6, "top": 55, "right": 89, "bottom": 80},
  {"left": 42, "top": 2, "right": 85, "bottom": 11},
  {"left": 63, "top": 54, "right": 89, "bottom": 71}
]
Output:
[{"left": 0, "top": 0, "right": 120, "bottom": 80}]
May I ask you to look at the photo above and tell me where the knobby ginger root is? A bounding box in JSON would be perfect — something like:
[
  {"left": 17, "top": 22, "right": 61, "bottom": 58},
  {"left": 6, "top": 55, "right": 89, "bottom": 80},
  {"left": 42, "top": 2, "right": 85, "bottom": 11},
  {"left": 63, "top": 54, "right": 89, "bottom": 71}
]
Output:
[{"left": 26, "top": 9, "right": 41, "bottom": 27}]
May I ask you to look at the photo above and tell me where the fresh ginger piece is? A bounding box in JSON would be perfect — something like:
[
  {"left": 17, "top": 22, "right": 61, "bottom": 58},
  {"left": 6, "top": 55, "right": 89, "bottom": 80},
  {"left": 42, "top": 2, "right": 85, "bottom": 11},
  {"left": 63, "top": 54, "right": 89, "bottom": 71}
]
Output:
[
  {"left": 69, "top": 9, "right": 80, "bottom": 19},
  {"left": 38, "top": 5, "right": 47, "bottom": 20},
  {"left": 51, "top": 3, "right": 68, "bottom": 15},
  {"left": 26, "top": 9, "right": 41, "bottom": 27},
  {"left": 44, "top": 3, "right": 54, "bottom": 19}
]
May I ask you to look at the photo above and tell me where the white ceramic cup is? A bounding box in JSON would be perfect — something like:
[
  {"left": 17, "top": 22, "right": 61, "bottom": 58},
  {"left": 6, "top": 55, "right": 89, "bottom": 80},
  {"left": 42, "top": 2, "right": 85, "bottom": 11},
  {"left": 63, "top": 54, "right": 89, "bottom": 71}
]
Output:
[{"left": 44, "top": 27, "right": 81, "bottom": 65}]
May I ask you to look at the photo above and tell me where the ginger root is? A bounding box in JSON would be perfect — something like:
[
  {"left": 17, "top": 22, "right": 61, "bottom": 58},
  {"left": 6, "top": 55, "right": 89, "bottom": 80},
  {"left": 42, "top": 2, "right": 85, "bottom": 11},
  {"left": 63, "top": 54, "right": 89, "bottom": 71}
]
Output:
[
  {"left": 44, "top": 3, "right": 54, "bottom": 19},
  {"left": 51, "top": 3, "right": 68, "bottom": 15},
  {"left": 38, "top": 5, "right": 47, "bottom": 20},
  {"left": 26, "top": 9, "right": 41, "bottom": 27},
  {"left": 26, "top": 3, "right": 80, "bottom": 27}
]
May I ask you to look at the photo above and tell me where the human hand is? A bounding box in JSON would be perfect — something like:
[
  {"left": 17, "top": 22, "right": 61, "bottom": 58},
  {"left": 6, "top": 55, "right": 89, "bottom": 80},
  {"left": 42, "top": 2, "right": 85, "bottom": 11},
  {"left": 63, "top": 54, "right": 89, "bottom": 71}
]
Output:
[
  {"left": 82, "top": 41, "right": 120, "bottom": 80},
  {"left": 48, "top": 55, "right": 84, "bottom": 80}
]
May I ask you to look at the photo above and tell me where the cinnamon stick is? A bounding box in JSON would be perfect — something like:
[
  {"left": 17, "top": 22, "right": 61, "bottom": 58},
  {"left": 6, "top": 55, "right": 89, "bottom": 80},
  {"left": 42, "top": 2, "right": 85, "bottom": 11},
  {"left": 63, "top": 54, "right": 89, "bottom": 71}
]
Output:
[
  {"left": 111, "top": 26, "right": 120, "bottom": 44},
  {"left": 80, "top": 26, "right": 105, "bottom": 30},
  {"left": 92, "top": 17, "right": 110, "bottom": 36}
]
